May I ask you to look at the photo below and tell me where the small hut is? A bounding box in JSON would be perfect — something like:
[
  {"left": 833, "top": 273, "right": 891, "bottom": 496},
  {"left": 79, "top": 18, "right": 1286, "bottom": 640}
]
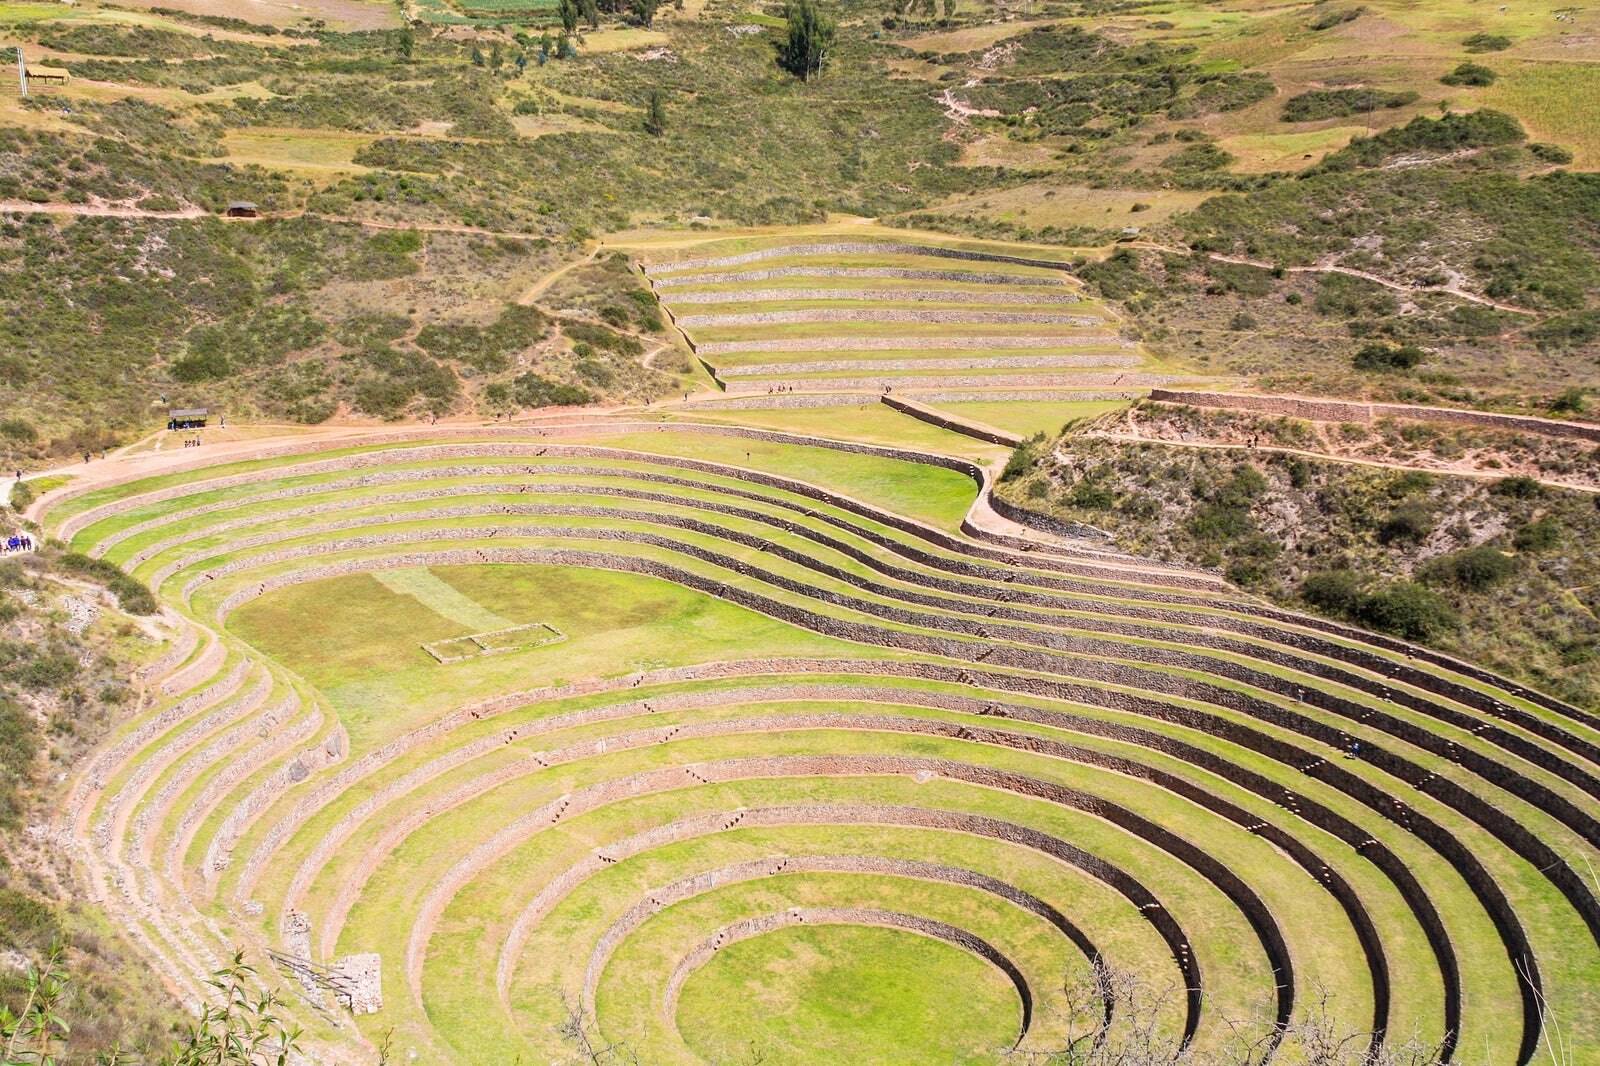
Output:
[
  {"left": 169, "top": 408, "right": 209, "bottom": 431},
  {"left": 225, "top": 201, "right": 260, "bottom": 218},
  {"left": 24, "top": 64, "right": 70, "bottom": 87}
]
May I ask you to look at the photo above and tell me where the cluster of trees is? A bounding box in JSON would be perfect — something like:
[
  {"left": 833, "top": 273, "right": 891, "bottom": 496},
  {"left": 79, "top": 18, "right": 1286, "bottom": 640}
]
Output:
[{"left": 781, "top": 0, "right": 835, "bottom": 81}]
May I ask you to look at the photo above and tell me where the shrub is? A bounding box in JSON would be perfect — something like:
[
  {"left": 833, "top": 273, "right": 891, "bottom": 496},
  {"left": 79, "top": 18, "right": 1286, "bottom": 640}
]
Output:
[
  {"left": 1513, "top": 518, "right": 1561, "bottom": 552},
  {"left": 1000, "top": 436, "right": 1043, "bottom": 482},
  {"left": 1307, "top": 5, "right": 1363, "bottom": 30},
  {"left": 1067, "top": 480, "right": 1116, "bottom": 509},
  {"left": 169, "top": 348, "right": 231, "bottom": 382},
  {"left": 1529, "top": 142, "right": 1574, "bottom": 165},
  {"left": 1162, "top": 143, "right": 1235, "bottom": 174},
  {"left": 1549, "top": 388, "right": 1587, "bottom": 415},
  {"left": 1281, "top": 89, "right": 1418, "bottom": 123},
  {"left": 1422, "top": 545, "right": 1516, "bottom": 589},
  {"left": 1463, "top": 32, "right": 1512, "bottom": 52},
  {"left": 8, "top": 481, "right": 34, "bottom": 513},
  {"left": 1491, "top": 475, "right": 1543, "bottom": 499},
  {"left": 1301, "top": 568, "right": 1368, "bottom": 615},
  {"left": 58, "top": 553, "right": 158, "bottom": 615},
  {"left": 0, "top": 884, "right": 59, "bottom": 947},
  {"left": 0, "top": 697, "right": 39, "bottom": 827},
  {"left": 1353, "top": 343, "right": 1425, "bottom": 372},
  {"left": 1441, "top": 62, "right": 1496, "bottom": 87},
  {"left": 1376, "top": 500, "right": 1435, "bottom": 544},
  {"left": 510, "top": 373, "right": 594, "bottom": 409},
  {"left": 1353, "top": 581, "right": 1458, "bottom": 639},
  {"left": 0, "top": 418, "right": 37, "bottom": 443}
]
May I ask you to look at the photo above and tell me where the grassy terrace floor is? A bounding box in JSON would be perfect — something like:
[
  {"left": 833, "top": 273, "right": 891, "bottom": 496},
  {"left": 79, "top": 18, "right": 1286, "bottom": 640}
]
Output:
[
  {"left": 639, "top": 235, "right": 1213, "bottom": 406},
  {"left": 41, "top": 422, "right": 1600, "bottom": 1066}
]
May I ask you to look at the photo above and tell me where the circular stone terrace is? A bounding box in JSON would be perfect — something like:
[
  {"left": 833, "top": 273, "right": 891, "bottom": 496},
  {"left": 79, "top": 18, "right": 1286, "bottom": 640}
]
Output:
[{"left": 33, "top": 416, "right": 1600, "bottom": 1066}]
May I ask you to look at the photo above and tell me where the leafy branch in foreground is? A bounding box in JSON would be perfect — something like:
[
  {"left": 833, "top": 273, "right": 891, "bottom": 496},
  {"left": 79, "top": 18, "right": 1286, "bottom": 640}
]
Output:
[{"left": 1, "top": 949, "right": 300, "bottom": 1066}]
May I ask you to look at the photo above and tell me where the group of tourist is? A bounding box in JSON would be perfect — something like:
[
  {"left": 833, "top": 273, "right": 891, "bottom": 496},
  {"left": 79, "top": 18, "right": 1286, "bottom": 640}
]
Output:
[{"left": 2, "top": 532, "right": 35, "bottom": 554}]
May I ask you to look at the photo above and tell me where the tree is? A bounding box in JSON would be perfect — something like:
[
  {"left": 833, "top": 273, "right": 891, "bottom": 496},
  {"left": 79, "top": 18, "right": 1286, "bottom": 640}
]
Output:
[
  {"left": 1, "top": 948, "right": 301, "bottom": 1066},
  {"left": 580, "top": 0, "right": 599, "bottom": 28},
  {"left": 559, "top": 0, "right": 579, "bottom": 35},
  {"left": 557, "top": 994, "right": 639, "bottom": 1065},
  {"left": 162, "top": 953, "right": 302, "bottom": 1066},
  {"left": 780, "top": 0, "right": 834, "bottom": 81},
  {"left": 1, "top": 946, "right": 70, "bottom": 1066},
  {"left": 470, "top": 44, "right": 485, "bottom": 66},
  {"left": 489, "top": 41, "right": 504, "bottom": 69},
  {"left": 644, "top": 89, "right": 666, "bottom": 136},
  {"left": 396, "top": 26, "right": 415, "bottom": 59},
  {"left": 629, "top": 0, "right": 658, "bottom": 26}
]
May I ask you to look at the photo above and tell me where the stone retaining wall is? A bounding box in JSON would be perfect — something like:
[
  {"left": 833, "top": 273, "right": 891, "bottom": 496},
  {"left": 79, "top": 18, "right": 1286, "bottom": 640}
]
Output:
[
  {"left": 909, "top": 390, "right": 1142, "bottom": 404},
  {"left": 695, "top": 335, "right": 1128, "bottom": 355},
  {"left": 726, "top": 373, "right": 1185, "bottom": 393},
  {"left": 124, "top": 670, "right": 276, "bottom": 849},
  {"left": 667, "top": 287, "right": 1084, "bottom": 305},
  {"left": 651, "top": 242, "right": 1075, "bottom": 274},
  {"left": 882, "top": 395, "right": 1022, "bottom": 447},
  {"left": 720, "top": 354, "right": 1141, "bottom": 377},
  {"left": 171, "top": 485, "right": 1597, "bottom": 774},
  {"left": 583, "top": 854, "right": 1097, "bottom": 1013},
  {"left": 169, "top": 687, "right": 307, "bottom": 881},
  {"left": 652, "top": 266, "right": 1067, "bottom": 287},
  {"left": 1150, "top": 390, "right": 1600, "bottom": 444},
  {"left": 678, "top": 309, "right": 1102, "bottom": 328},
  {"left": 402, "top": 750, "right": 1287, "bottom": 1033},
  {"left": 680, "top": 394, "right": 870, "bottom": 410},
  {"left": 85, "top": 657, "right": 251, "bottom": 794},
  {"left": 212, "top": 541, "right": 1577, "bottom": 1046},
  {"left": 161, "top": 633, "right": 226, "bottom": 698}
]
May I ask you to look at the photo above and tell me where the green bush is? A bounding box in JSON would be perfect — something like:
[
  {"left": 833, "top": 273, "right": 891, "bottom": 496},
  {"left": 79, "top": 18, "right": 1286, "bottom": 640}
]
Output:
[
  {"left": 1529, "top": 142, "right": 1574, "bottom": 165},
  {"left": 1281, "top": 89, "right": 1418, "bottom": 123},
  {"left": 1353, "top": 343, "right": 1426, "bottom": 372},
  {"left": 1301, "top": 568, "right": 1369, "bottom": 615},
  {"left": 1441, "top": 62, "right": 1496, "bottom": 87},
  {"left": 1377, "top": 500, "right": 1435, "bottom": 544},
  {"left": 0, "top": 884, "right": 60, "bottom": 950},
  {"left": 510, "top": 372, "right": 594, "bottom": 409},
  {"left": 1307, "top": 5, "right": 1364, "bottom": 30},
  {"left": 1491, "top": 475, "right": 1544, "bottom": 499},
  {"left": 1513, "top": 518, "right": 1562, "bottom": 552},
  {"left": 1463, "top": 32, "right": 1512, "bottom": 53},
  {"left": 1162, "top": 143, "right": 1236, "bottom": 174},
  {"left": 1422, "top": 544, "right": 1516, "bottom": 589},
  {"left": 1000, "top": 436, "right": 1043, "bottom": 482},
  {"left": 1353, "top": 580, "right": 1458, "bottom": 639},
  {"left": 1067, "top": 480, "right": 1116, "bottom": 509},
  {"left": 0, "top": 419, "right": 37, "bottom": 444},
  {"left": 8, "top": 481, "right": 34, "bottom": 513},
  {"left": 58, "top": 553, "right": 158, "bottom": 615},
  {"left": 0, "top": 697, "right": 39, "bottom": 828}
]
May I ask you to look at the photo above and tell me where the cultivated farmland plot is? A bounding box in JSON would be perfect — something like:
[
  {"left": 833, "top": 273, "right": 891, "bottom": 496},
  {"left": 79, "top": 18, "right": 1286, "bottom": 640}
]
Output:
[{"left": 39, "top": 418, "right": 1600, "bottom": 1065}]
